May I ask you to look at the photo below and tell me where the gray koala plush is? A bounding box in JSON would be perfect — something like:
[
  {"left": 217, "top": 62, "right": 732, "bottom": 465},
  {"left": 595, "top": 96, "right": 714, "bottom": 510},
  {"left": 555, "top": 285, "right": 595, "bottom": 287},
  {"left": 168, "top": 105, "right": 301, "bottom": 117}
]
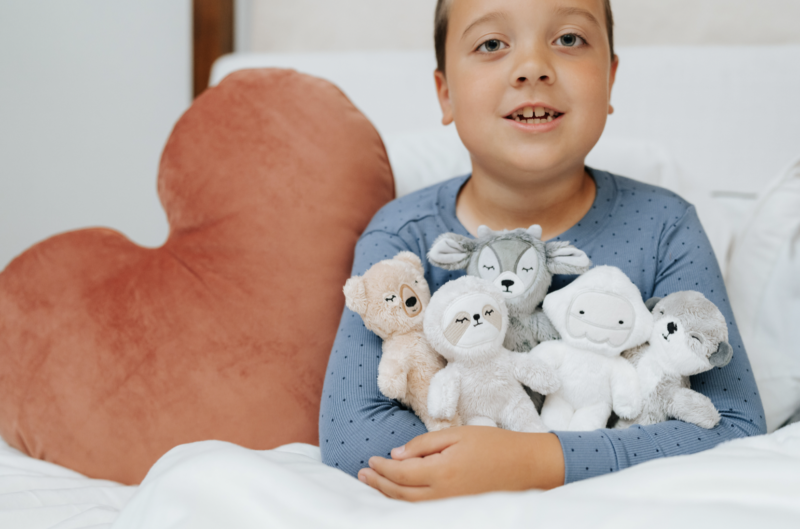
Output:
[
  {"left": 427, "top": 225, "right": 591, "bottom": 352},
  {"left": 615, "top": 291, "right": 734, "bottom": 429}
]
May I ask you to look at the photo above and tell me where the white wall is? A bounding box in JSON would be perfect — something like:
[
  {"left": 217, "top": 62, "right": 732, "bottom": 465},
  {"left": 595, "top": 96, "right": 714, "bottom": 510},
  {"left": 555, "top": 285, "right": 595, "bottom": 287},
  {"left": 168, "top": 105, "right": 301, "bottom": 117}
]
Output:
[
  {"left": 244, "top": 0, "right": 800, "bottom": 52},
  {"left": 0, "top": 1, "right": 191, "bottom": 270}
]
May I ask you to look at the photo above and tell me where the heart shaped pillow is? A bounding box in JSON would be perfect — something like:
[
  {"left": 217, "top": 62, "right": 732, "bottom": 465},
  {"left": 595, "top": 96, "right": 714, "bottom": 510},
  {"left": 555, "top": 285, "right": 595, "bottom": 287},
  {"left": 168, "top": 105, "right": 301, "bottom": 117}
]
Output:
[{"left": 0, "top": 69, "right": 394, "bottom": 484}]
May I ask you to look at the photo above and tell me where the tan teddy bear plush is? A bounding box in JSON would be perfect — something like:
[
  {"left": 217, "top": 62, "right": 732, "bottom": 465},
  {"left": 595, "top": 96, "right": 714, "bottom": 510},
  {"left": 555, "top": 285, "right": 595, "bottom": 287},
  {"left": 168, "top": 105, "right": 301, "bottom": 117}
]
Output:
[{"left": 343, "top": 252, "right": 459, "bottom": 431}]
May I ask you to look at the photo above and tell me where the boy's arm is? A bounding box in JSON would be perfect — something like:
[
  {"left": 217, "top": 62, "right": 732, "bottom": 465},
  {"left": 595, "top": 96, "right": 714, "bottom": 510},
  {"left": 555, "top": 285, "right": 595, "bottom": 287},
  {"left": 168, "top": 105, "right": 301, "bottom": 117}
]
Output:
[
  {"left": 554, "top": 205, "right": 766, "bottom": 484},
  {"left": 319, "top": 230, "right": 427, "bottom": 477}
]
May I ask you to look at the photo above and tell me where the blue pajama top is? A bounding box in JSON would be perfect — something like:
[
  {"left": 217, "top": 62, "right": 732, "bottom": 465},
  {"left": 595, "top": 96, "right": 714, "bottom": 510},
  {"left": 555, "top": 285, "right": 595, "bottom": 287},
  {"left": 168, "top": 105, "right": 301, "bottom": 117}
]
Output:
[{"left": 319, "top": 169, "right": 766, "bottom": 484}]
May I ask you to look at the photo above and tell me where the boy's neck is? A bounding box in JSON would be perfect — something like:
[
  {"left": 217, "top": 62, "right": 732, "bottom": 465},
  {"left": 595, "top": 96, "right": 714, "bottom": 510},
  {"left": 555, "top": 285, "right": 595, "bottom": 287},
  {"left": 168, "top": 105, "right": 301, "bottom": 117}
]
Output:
[{"left": 455, "top": 163, "right": 597, "bottom": 241}]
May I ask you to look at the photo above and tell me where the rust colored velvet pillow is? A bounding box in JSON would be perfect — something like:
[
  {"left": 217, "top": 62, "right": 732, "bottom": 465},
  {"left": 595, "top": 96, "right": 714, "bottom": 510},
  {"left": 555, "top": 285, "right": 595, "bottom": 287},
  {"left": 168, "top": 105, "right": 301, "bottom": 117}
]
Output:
[{"left": 0, "top": 69, "right": 394, "bottom": 484}]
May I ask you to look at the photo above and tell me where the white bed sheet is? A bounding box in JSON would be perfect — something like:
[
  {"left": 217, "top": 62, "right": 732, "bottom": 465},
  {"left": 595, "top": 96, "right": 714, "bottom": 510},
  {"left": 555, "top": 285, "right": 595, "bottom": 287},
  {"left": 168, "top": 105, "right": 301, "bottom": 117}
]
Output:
[
  {"left": 0, "top": 437, "right": 135, "bottom": 529},
  {"left": 107, "top": 425, "right": 800, "bottom": 529}
]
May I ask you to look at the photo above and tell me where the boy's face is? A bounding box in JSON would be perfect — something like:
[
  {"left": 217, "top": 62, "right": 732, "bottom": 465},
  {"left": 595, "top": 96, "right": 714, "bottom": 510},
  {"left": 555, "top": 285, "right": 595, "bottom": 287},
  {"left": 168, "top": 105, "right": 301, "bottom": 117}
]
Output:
[{"left": 436, "top": 0, "right": 618, "bottom": 182}]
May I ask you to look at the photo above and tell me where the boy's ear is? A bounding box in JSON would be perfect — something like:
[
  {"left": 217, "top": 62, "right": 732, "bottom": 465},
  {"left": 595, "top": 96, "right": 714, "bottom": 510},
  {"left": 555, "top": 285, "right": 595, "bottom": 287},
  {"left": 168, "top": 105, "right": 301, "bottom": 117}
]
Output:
[
  {"left": 394, "top": 251, "right": 424, "bottom": 274},
  {"left": 608, "top": 55, "right": 620, "bottom": 115},
  {"left": 545, "top": 242, "right": 592, "bottom": 275},
  {"left": 434, "top": 70, "right": 454, "bottom": 126},
  {"left": 343, "top": 276, "right": 368, "bottom": 316},
  {"left": 428, "top": 233, "right": 475, "bottom": 270}
]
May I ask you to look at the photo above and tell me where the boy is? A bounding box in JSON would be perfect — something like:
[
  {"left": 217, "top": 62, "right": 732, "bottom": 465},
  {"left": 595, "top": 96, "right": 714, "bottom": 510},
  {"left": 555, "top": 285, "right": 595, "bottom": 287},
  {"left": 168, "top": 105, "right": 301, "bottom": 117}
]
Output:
[{"left": 319, "top": 0, "right": 765, "bottom": 500}]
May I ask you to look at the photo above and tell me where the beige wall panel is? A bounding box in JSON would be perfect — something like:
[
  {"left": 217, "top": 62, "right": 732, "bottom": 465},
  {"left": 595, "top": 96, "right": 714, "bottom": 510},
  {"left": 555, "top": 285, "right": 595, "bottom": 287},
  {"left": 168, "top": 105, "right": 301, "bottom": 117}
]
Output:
[
  {"left": 251, "top": 0, "right": 437, "bottom": 52},
  {"left": 248, "top": 0, "right": 800, "bottom": 52},
  {"left": 612, "top": 0, "right": 800, "bottom": 46}
]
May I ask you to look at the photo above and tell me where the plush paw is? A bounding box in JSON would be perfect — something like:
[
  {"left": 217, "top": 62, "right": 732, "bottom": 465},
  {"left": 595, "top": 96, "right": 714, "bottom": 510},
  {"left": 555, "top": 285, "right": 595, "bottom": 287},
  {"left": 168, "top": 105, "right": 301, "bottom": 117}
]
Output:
[
  {"left": 614, "top": 396, "right": 642, "bottom": 420},
  {"left": 671, "top": 389, "right": 721, "bottom": 429},
  {"left": 517, "top": 358, "right": 561, "bottom": 395},
  {"left": 377, "top": 372, "right": 407, "bottom": 401},
  {"left": 428, "top": 399, "right": 455, "bottom": 421}
]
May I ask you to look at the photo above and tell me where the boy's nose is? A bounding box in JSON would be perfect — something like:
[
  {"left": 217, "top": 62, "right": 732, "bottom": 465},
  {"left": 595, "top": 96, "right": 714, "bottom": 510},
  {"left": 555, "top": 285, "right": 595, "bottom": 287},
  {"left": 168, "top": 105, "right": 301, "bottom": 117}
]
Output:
[{"left": 510, "top": 44, "right": 556, "bottom": 87}]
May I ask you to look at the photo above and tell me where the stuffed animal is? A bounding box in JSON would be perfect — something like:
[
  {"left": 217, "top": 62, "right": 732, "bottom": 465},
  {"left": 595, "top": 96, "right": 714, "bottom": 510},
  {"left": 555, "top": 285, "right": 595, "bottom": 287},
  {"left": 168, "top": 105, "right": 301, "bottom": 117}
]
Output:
[
  {"left": 423, "top": 276, "right": 560, "bottom": 431},
  {"left": 615, "top": 291, "right": 734, "bottom": 429},
  {"left": 343, "top": 252, "right": 459, "bottom": 431},
  {"left": 427, "top": 225, "right": 591, "bottom": 352},
  {"left": 536, "top": 266, "right": 651, "bottom": 431}
]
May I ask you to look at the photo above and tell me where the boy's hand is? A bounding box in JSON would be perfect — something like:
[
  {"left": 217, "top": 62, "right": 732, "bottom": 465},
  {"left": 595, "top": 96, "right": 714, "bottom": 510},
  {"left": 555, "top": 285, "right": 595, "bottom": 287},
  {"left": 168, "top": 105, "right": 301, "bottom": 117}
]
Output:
[{"left": 357, "top": 426, "right": 565, "bottom": 501}]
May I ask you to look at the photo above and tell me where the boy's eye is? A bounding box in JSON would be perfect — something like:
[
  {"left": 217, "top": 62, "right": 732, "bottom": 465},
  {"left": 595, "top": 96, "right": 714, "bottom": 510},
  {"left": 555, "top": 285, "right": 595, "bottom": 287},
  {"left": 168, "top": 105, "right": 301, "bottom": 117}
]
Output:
[
  {"left": 477, "top": 39, "right": 507, "bottom": 53},
  {"left": 555, "top": 33, "right": 585, "bottom": 48}
]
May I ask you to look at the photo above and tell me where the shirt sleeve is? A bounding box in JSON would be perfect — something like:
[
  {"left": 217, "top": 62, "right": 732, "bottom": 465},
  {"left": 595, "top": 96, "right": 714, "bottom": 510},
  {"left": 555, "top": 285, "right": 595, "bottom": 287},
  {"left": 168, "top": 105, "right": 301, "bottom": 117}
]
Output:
[
  {"left": 319, "top": 230, "right": 428, "bottom": 477},
  {"left": 554, "top": 205, "right": 767, "bottom": 484}
]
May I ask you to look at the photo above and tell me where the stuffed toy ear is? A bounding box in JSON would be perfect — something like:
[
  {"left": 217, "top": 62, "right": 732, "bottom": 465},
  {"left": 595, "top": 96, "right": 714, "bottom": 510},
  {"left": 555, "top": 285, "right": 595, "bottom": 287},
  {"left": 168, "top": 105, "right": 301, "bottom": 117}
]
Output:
[
  {"left": 476, "top": 225, "right": 494, "bottom": 238},
  {"left": 545, "top": 242, "right": 592, "bottom": 275},
  {"left": 709, "top": 341, "right": 734, "bottom": 367},
  {"left": 343, "top": 276, "right": 368, "bottom": 316},
  {"left": 393, "top": 251, "right": 424, "bottom": 274},
  {"left": 527, "top": 225, "right": 543, "bottom": 240},
  {"left": 427, "top": 233, "right": 475, "bottom": 271},
  {"left": 645, "top": 297, "right": 662, "bottom": 312}
]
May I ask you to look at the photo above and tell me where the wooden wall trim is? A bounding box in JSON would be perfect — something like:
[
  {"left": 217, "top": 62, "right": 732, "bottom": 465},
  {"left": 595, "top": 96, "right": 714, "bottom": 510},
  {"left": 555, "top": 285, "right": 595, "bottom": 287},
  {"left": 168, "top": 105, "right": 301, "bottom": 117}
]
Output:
[{"left": 193, "top": 0, "right": 234, "bottom": 98}]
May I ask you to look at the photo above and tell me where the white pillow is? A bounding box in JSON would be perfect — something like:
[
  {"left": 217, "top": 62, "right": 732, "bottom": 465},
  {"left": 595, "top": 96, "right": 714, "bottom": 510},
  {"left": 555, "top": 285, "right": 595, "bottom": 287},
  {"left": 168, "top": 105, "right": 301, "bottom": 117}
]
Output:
[{"left": 727, "top": 156, "right": 800, "bottom": 432}]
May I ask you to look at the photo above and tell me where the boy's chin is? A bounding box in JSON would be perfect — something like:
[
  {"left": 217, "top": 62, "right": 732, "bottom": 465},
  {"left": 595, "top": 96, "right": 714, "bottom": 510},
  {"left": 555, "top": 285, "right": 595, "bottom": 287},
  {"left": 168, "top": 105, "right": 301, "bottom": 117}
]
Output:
[{"left": 480, "top": 151, "right": 586, "bottom": 181}]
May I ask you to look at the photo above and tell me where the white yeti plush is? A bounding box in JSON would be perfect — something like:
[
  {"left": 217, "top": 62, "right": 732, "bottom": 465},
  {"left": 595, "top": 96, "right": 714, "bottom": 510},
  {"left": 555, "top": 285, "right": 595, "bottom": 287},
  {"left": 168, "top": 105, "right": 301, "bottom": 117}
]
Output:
[
  {"left": 424, "top": 276, "right": 560, "bottom": 431},
  {"left": 536, "top": 266, "right": 652, "bottom": 431},
  {"left": 615, "top": 291, "right": 734, "bottom": 429}
]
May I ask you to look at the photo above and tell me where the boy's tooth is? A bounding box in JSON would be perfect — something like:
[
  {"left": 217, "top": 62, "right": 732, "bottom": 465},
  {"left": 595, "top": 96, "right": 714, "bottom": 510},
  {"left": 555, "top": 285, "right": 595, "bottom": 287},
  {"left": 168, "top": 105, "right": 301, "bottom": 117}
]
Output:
[
  {"left": 526, "top": 118, "right": 534, "bottom": 124},
  {"left": 534, "top": 118, "right": 542, "bottom": 124},
  {"left": 522, "top": 107, "right": 534, "bottom": 118},
  {"left": 546, "top": 116, "right": 553, "bottom": 122},
  {"left": 535, "top": 107, "right": 546, "bottom": 117}
]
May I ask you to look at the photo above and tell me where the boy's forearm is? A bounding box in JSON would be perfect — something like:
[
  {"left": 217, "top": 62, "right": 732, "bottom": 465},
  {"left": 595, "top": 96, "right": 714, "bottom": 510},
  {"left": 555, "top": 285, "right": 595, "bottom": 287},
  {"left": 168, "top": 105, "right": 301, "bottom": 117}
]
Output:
[{"left": 520, "top": 432, "right": 565, "bottom": 490}]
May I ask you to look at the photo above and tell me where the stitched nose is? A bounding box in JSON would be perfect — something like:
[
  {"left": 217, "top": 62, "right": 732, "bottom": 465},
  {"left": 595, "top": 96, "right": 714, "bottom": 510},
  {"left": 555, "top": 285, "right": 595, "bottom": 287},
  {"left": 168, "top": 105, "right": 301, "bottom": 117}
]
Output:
[
  {"left": 501, "top": 280, "right": 514, "bottom": 288},
  {"left": 473, "top": 314, "right": 481, "bottom": 322},
  {"left": 667, "top": 322, "right": 678, "bottom": 334},
  {"left": 405, "top": 297, "right": 417, "bottom": 308}
]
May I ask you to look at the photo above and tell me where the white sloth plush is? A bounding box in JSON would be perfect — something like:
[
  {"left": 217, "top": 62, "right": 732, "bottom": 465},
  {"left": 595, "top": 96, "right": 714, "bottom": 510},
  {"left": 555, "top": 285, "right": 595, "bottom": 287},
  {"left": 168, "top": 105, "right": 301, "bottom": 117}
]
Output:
[
  {"left": 536, "top": 266, "right": 652, "bottom": 431},
  {"left": 424, "top": 276, "right": 560, "bottom": 432},
  {"left": 615, "top": 291, "right": 733, "bottom": 429}
]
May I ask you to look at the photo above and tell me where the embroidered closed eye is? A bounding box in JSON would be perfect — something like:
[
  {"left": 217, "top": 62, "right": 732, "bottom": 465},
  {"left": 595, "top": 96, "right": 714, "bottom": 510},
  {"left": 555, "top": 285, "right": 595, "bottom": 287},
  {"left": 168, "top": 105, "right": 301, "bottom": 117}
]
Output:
[
  {"left": 522, "top": 267, "right": 534, "bottom": 272},
  {"left": 483, "top": 265, "right": 495, "bottom": 270},
  {"left": 456, "top": 317, "right": 469, "bottom": 324},
  {"left": 385, "top": 295, "right": 396, "bottom": 302},
  {"left": 484, "top": 309, "right": 494, "bottom": 317}
]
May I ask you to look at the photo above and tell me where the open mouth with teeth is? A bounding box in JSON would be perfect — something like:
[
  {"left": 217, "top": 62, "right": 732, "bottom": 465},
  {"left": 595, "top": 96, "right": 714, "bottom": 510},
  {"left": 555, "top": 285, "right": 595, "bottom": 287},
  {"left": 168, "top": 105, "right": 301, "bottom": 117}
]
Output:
[{"left": 506, "top": 106, "right": 563, "bottom": 125}]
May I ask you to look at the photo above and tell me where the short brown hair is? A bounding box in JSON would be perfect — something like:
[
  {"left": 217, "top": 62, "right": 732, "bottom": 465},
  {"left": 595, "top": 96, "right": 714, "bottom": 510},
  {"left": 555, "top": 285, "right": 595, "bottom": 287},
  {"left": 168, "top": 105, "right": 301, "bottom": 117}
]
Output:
[{"left": 434, "top": 0, "right": 615, "bottom": 74}]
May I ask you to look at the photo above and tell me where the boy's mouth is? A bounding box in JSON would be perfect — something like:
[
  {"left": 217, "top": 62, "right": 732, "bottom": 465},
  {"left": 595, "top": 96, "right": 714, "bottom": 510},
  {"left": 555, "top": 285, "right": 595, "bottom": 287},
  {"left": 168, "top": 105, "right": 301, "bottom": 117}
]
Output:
[{"left": 505, "top": 106, "right": 563, "bottom": 125}]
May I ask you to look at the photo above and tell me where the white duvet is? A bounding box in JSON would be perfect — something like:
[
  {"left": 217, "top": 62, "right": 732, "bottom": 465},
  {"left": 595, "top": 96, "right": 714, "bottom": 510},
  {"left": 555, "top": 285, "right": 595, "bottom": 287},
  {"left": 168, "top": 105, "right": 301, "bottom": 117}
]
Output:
[{"left": 3, "top": 425, "right": 798, "bottom": 529}]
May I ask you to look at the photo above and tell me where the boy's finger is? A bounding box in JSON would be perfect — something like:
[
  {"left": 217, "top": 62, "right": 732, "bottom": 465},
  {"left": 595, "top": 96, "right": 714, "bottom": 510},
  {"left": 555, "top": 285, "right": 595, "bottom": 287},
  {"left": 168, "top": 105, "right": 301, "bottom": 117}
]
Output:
[
  {"left": 358, "top": 468, "right": 431, "bottom": 502},
  {"left": 369, "top": 455, "right": 432, "bottom": 486},
  {"left": 391, "top": 428, "right": 460, "bottom": 460}
]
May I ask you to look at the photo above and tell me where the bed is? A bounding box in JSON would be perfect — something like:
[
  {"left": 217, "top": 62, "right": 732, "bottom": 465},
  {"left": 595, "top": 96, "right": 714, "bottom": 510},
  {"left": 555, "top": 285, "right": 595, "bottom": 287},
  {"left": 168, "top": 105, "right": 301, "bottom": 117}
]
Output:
[{"left": 1, "top": 46, "right": 799, "bottom": 528}]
